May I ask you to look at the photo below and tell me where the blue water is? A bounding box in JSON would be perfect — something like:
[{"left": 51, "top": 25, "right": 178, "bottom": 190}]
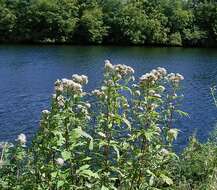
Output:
[{"left": 0, "top": 45, "right": 217, "bottom": 149}]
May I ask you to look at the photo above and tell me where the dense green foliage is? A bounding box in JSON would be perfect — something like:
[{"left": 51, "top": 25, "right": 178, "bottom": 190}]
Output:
[
  {"left": 1, "top": 61, "right": 217, "bottom": 189},
  {"left": 0, "top": 0, "right": 216, "bottom": 46}
]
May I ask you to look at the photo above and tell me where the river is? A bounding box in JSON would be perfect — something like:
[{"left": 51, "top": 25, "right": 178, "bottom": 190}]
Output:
[{"left": 0, "top": 45, "right": 217, "bottom": 150}]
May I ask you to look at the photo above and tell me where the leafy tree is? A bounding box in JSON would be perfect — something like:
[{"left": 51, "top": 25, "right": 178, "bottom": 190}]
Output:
[
  {"left": 0, "top": 0, "right": 16, "bottom": 41},
  {"left": 118, "top": 1, "right": 147, "bottom": 44},
  {"left": 28, "top": 0, "right": 78, "bottom": 42},
  {"left": 0, "top": 0, "right": 216, "bottom": 46},
  {"left": 76, "top": 4, "right": 108, "bottom": 44}
]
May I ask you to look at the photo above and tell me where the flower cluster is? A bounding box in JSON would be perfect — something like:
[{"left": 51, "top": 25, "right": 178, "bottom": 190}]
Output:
[
  {"left": 72, "top": 74, "right": 88, "bottom": 85},
  {"left": 56, "top": 95, "right": 65, "bottom": 107},
  {"left": 139, "top": 67, "right": 167, "bottom": 85},
  {"left": 17, "top": 133, "right": 27, "bottom": 144},
  {"left": 104, "top": 60, "right": 134, "bottom": 79},
  {"left": 92, "top": 89, "right": 105, "bottom": 97},
  {"left": 56, "top": 158, "right": 64, "bottom": 166},
  {"left": 167, "top": 73, "right": 184, "bottom": 84},
  {"left": 54, "top": 74, "right": 88, "bottom": 95}
]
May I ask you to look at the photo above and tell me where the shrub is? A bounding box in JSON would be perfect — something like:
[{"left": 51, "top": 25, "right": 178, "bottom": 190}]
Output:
[{"left": 0, "top": 61, "right": 189, "bottom": 189}]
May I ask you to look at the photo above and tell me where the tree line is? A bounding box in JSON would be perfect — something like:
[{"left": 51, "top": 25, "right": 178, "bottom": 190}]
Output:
[{"left": 0, "top": 0, "right": 216, "bottom": 46}]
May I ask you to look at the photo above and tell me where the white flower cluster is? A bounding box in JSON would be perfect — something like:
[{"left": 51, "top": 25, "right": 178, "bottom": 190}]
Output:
[
  {"left": 167, "top": 73, "right": 184, "bottom": 83},
  {"left": 167, "top": 128, "right": 179, "bottom": 140},
  {"left": 54, "top": 74, "right": 88, "bottom": 94},
  {"left": 57, "top": 95, "right": 65, "bottom": 107},
  {"left": 76, "top": 104, "right": 89, "bottom": 115},
  {"left": 147, "top": 89, "right": 161, "bottom": 98},
  {"left": 62, "top": 78, "right": 83, "bottom": 93},
  {"left": 17, "top": 133, "right": 27, "bottom": 144},
  {"left": 72, "top": 74, "right": 88, "bottom": 85},
  {"left": 160, "top": 148, "right": 170, "bottom": 156},
  {"left": 41, "top": 110, "right": 50, "bottom": 120},
  {"left": 104, "top": 60, "right": 134, "bottom": 78},
  {"left": 56, "top": 158, "right": 64, "bottom": 166},
  {"left": 92, "top": 89, "right": 105, "bottom": 97},
  {"left": 139, "top": 67, "right": 167, "bottom": 84},
  {"left": 52, "top": 94, "right": 65, "bottom": 107}
]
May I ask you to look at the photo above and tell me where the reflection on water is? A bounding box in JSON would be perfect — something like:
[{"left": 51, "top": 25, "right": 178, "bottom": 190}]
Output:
[{"left": 0, "top": 45, "right": 217, "bottom": 150}]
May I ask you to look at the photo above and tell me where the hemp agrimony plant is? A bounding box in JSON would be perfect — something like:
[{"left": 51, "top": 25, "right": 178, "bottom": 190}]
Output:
[{"left": 0, "top": 60, "right": 185, "bottom": 190}]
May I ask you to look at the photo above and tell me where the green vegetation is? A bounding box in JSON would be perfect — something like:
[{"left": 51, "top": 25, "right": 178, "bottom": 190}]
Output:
[
  {"left": 0, "top": 0, "right": 216, "bottom": 46},
  {"left": 1, "top": 61, "right": 217, "bottom": 189}
]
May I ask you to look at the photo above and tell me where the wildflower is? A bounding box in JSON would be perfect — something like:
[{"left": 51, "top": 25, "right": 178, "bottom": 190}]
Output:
[
  {"left": 57, "top": 95, "right": 65, "bottom": 107},
  {"left": 52, "top": 94, "right": 57, "bottom": 99},
  {"left": 160, "top": 148, "right": 170, "bottom": 156},
  {"left": 157, "top": 67, "right": 167, "bottom": 76},
  {"left": 168, "top": 73, "right": 184, "bottom": 84},
  {"left": 176, "top": 73, "right": 184, "bottom": 81},
  {"left": 92, "top": 89, "right": 105, "bottom": 97},
  {"left": 114, "top": 64, "right": 134, "bottom": 77},
  {"left": 56, "top": 158, "right": 64, "bottom": 166},
  {"left": 17, "top": 133, "right": 27, "bottom": 144},
  {"left": 104, "top": 60, "right": 114, "bottom": 72},
  {"left": 167, "top": 128, "right": 179, "bottom": 140},
  {"left": 106, "top": 80, "right": 113, "bottom": 86},
  {"left": 139, "top": 73, "right": 158, "bottom": 84},
  {"left": 151, "top": 69, "right": 161, "bottom": 79},
  {"left": 81, "top": 75, "right": 88, "bottom": 84},
  {"left": 42, "top": 110, "right": 50, "bottom": 117},
  {"left": 55, "top": 79, "right": 64, "bottom": 93},
  {"left": 62, "top": 78, "right": 83, "bottom": 94},
  {"left": 72, "top": 74, "right": 88, "bottom": 85}
]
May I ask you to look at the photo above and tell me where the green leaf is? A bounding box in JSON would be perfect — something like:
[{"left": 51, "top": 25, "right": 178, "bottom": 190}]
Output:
[
  {"left": 79, "top": 169, "right": 99, "bottom": 179},
  {"left": 89, "top": 138, "right": 93, "bottom": 150},
  {"left": 51, "top": 172, "right": 58, "bottom": 178},
  {"left": 57, "top": 180, "right": 64, "bottom": 188},
  {"left": 112, "top": 145, "right": 120, "bottom": 161},
  {"left": 160, "top": 174, "right": 173, "bottom": 185},
  {"left": 101, "top": 185, "right": 109, "bottom": 190},
  {"left": 176, "top": 110, "right": 189, "bottom": 118},
  {"left": 74, "top": 127, "right": 93, "bottom": 150},
  {"left": 98, "top": 132, "right": 106, "bottom": 138},
  {"left": 77, "top": 164, "right": 90, "bottom": 172},
  {"left": 122, "top": 118, "right": 131, "bottom": 130},
  {"left": 61, "top": 150, "right": 71, "bottom": 161}
]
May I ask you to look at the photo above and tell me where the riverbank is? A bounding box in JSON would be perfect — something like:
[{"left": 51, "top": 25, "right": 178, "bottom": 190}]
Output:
[{"left": 0, "top": 0, "right": 216, "bottom": 47}]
